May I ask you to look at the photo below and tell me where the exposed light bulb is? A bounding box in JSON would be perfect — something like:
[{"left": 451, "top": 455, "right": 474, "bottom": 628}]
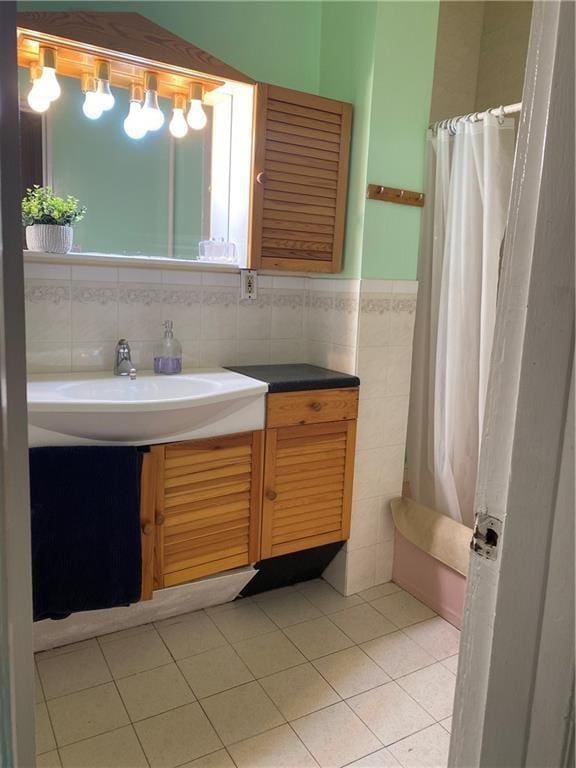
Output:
[
  {"left": 95, "top": 79, "right": 115, "bottom": 111},
  {"left": 82, "top": 90, "right": 103, "bottom": 120},
  {"left": 169, "top": 108, "right": 188, "bottom": 138},
  {"left": 27, "top": 80, "right": 50, "bottom": 113},
  {"left": 123, "top": 101, "right": 147, "bottom": 140},
  {"left": 141, "top": 89, "right": 164, "bottom": 131},
  {"left": 37, "top": 66, "right": 61, "bottom": 102},
  {"left": 186, "top": 99, "right": 207, "bottom": 130}
]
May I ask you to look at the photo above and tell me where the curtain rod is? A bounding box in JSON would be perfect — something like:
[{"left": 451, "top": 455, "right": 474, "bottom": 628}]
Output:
[{"left": 430, "top": 102, "right": 522, "bottom": 134}]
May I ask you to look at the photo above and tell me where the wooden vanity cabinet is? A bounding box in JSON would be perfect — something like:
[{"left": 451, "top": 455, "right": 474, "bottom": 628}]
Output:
[
  {"left": 149, "top": 432, "right": 264, "bottom": 589},
  {"left": 260, "top": 388, "right": 358, "bottom": 559}
]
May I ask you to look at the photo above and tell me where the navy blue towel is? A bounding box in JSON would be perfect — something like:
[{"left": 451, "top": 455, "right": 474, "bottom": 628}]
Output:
[{"left": 30, "top": 447, "right": 143, "bottom": 621}]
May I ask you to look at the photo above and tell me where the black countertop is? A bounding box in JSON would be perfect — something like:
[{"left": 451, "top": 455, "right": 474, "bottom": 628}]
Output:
[{"left": 226, "top": 364, "right": 360, "bottom": 393}]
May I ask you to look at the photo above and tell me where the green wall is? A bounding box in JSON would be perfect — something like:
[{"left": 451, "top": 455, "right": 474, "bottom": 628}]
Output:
[
  {"left": 361, "top": 1, "right": 439, "bottom": 279},
  {"left": 18, "top": 0, "right": 439, "bottom": 279}
]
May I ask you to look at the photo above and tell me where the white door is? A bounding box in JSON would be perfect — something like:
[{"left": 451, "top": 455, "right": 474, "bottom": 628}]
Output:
[
  {"left": 449, "top": 2, "right": 575, "bottom": 766},
  {"left": 0, "top": 3, "right": 36, "bottom": 766}
]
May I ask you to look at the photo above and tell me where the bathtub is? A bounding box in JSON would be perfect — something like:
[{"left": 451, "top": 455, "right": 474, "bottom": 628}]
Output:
[{"left": 391, "top": 497, "right": 470, "bottom": 629}]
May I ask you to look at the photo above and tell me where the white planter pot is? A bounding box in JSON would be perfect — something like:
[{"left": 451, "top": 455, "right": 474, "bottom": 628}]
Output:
[{"left": 26, "top": 224, "right": 73, "bottom": 254}]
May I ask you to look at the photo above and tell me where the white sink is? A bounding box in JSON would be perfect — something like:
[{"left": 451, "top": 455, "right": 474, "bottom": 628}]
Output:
[{"left": 27, "top": 369, "right": 267, "bottom": 447}]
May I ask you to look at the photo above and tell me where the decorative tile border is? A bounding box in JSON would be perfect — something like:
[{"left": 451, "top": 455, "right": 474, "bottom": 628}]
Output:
[
  {"left": 72, "top": 286, "right": 118, "bottom": 305},
  {"left": 25, "top": 284, "right": 70, "bottom": 305},
  {"left": 360, "top": 294, "right": 417, "bottom": 315}
]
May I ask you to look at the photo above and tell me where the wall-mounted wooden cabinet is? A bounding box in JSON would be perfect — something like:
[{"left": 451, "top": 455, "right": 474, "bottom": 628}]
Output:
[
  {"left": 141, "top": 388, "right": 358, "bottom": 594},
  {"left": 250, "top": 84, "right": 353, "bottom": 273}
]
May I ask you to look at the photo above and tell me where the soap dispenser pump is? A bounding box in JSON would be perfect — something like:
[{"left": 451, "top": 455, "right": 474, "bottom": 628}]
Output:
[{"left": 154, "top": 320, "right": 182, "bottom": 375}]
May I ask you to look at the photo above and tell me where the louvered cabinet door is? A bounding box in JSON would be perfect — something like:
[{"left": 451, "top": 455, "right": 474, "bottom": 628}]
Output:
[
  {"left": 261, "top": 421, "right": 356, "bottom": 559},
  {"left": 153, "top": 432, "right": 264, "bottom": 588},
  {"left": 250, "top": 84, "right": 352, "bottom": 273}
]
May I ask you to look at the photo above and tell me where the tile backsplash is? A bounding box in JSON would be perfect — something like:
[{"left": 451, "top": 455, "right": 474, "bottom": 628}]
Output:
[
  {"left": 25, "top": 262, "right": 417, "bottom": 595},
  {"left": 25, "top": 265, "right": 308, "bottom": 374}
]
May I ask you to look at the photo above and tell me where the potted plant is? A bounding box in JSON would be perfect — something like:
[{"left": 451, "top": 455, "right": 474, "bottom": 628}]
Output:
[{"left": 22, "top": 186, "right": 86, "bottom": 254}]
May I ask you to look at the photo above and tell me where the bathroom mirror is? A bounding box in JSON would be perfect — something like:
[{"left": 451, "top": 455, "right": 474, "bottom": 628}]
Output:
[{"left": 17, "top": 39, "right": 253, "bottom": 265}]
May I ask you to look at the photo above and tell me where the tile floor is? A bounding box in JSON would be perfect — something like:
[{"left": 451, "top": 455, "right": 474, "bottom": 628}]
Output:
[{"left": 34, "top": 580, "right": 460, "bottom": 768}]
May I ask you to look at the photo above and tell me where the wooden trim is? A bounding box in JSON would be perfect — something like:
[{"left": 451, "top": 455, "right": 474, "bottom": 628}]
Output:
[
  {"left": 332, "top": 102, "right": 352, "bottom": 272},
  {"left": 151, "top": 445, "right": 165, "bottom": 590},
  {"left": 16, "top": 11, "right": 254, "bottom": 85},
  {"left": 248, "top": 83, "right": 267, "bottom": 269},
  {"left": 249, "top": 430, "right": 265, "bottom": 562},
  {"left": 139, "top": 452, "right": 157, "bottom": 601},
  {"left": 260, "top": 428, "right": 278, "bottom": 558},
  {"left": 341, "top": 420, "right": 357, "bottom": 540}
]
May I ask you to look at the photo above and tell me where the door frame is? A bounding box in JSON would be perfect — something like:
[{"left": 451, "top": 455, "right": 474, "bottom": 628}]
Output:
[
  {"left": 0, "top": 3, "right": 36, "bottom": 765},
  {"left": 449, "top": 1, "right": 574, "bottom": 766}
]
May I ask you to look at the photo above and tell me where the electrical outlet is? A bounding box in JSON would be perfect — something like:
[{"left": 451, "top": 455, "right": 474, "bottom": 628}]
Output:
[{"left": 240, "top": 269, "right": 258, "bottom": 301}]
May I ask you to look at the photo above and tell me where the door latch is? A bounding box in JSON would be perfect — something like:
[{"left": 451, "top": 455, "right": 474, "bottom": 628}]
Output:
[{"left": 471, "top": 510, "right": 502, "bottom": 560}]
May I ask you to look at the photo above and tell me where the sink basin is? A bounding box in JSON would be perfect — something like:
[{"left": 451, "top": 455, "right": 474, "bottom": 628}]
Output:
[{"left": 28, "top": 369, "right": 268, "bottom": 446}]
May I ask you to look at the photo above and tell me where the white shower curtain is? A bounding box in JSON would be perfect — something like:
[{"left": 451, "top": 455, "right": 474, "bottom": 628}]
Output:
[{"left": 407, "top": 114, "right": 515, "bottom": 527}]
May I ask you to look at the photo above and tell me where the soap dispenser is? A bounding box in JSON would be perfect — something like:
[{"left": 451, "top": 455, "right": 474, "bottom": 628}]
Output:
[{"left": 154, "top": 320, "right": 182, "bottom": 375}]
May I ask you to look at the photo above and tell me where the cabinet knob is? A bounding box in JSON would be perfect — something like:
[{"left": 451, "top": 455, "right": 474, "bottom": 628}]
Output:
[
  {"left": 155, "top": 514, "right": 165, "bottom": 526},
  {"left": 141, "top": 522, "right": 154, "bottom": 535},
  {"left": 265, "top": 489, "right": 277, "bottom": 501},
  {"left": 310, "top": 401, "right": 323, "bottom": 412},
  {"left": 256, "top": 172, "right": 267, "bottom": 185}
]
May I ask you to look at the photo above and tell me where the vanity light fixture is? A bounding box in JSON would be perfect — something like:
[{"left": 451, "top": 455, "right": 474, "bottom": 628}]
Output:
[
  {"left": 94, "top": 60, "right": 115, "bottom": 111},
  {"left": 123, "top": 83, "right": 147, "bottom": 140},
  {"left": 27, "top": 46, "right": 61, "bottom": 112},
  {"left": 187, "top": 83, "right": 207, "bottom": 130},
  {"left": 81, "top": 74, "right": 103, "bottom": 120},
  {"left": 141, "top": 72, "right": 165, "bottom": 132},
  {"left": 169, "top": 93, "right": 189, "bottom": 138}
]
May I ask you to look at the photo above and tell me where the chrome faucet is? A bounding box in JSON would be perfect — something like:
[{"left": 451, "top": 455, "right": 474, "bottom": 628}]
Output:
[{"left": 114, "top": 339, "right": 136, "bottom": 378}]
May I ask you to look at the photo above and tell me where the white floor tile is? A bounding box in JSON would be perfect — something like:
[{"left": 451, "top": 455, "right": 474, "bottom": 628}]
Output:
[
  {"left": 388, "top": 723, "right": 450, "bottom": 768},
  {"left": 348, "top": 682, "right": 434, "bottom": 746},
  {"left": 313, "top": 647, "right": 390, "bottom": 699},
  {"left": 371, "top": 591, "right": 436, "bottom": 628},
  {"left": 440, "top": 716, "right": 452, "bottom": 734},
  {"left": 47, "top": 683, "right": 129, "bottom": 747},
  {"left": 233, "top": 630, "right": 306, "bottom": 678},
  {"left": 116, "top": 662, "right": 195, "bottom": 721},
  {"left": 229, "top": 724, "right": 318, "bottom": 768},
  {"left": 59, "top": 725, "right": 148, "bottom": 767},
  {"left": 37, "top": 644, "right": 111, "bottom": 699},
  {"left": 156, "top": 612, "right": 227, "bottom": 660},
  {"left": 35, "top": 702, "right": 56, "bottom": 755},
  {"left": 257, "top": 591, "right": 322, "bottom": 627},
  {"left": 178, "top": 645, "right": 253, "bottom": 699},
  {"left": 291, "top": 701, "right": 382, "bottom": 768},
  {"left": 403, "top": 617, "right": 460, "bottom": 660},
  {"left": 100, "top": 629, "right": 171, "bottom": 678},
  {"left": 359, "top": 583, "right": 402, "bottom": 602},
  {"left": 296, "top": 579, "right": 364, "bottom": 614},
  {"left": 346, "top": 747, "right": 401, "bottom": 767},
  {"left": 441, "top": 655, "right": 459, "bottom": 675},
  {"left": 36, "top": 750, "right": 62, "bottom": 768},
  {"left": 134, "top": 702, "right": 222, "bottom": 768},
  {"left": 330, "top": 603, "right": 397, "bottom": 643},
  {"left": 284, "top": 617, "right": 354, "bottom": 660},
  {"left": 260, "top": 662, "right": 340, "bottom": 720},
  {"left": 36, "top": 638, "right": 98, "bottom": 660},
  {"left": 35, "top": 665, "right": 45, "bottom": 703},
  {"left": 396, "top": 663, "right": 456, "bottom": 721},
  {"left": 179, "top": 749, "right": 236, "bottom": 768},
  {"left": 200, "top": 681, "right": 284, "bottom": 746},
  {"left": 361, "top": 632, "right": 436, "bottom": 679},
  {"left": 210, "top": 603, "right": 276, "bottom": 642}
]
